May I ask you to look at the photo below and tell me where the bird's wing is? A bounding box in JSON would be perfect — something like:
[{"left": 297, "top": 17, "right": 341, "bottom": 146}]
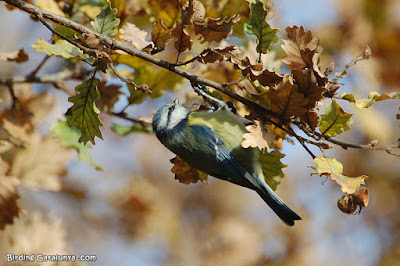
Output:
[
  {"left": 192, "top": 125, "right": 262, "bottom": 190},
  {"left": 191, "top": 125, "right": 302, "bottom": 226}
]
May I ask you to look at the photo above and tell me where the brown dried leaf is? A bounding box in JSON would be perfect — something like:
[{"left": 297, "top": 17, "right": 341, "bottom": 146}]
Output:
[
  {"left": 0, "top": 211, "right": 68, "bottom": 256},
  {"left": 170, "top": 156, "right": 207, "bottom": 184},
  {"left": 194, "top": 15, "right": 240, "bottom": 43},
  {"left": 0, "top": 48, "right": 29, "bottom": 63},
  {"left": 0, "top": 158, "right": 21, "bottom": 230},
  {"left": 197, "top": 45, "right": 239, "bottom": 64},
  {"left": 81, "top": 33, "right": 107, "bottom": 51},
  {"left": 171, "top": 22, "right": 193, "bottom": 53},
  {"left": 151, "top": 19, "right": 172, "bottom": 49},
  {"left": 119, "top": 23, "right": 152, "bottom": 50},
  {"left": 10, "top": 134, "right": 73, "bottom": 191},
  {"left": 242, "top": 120, "right": 275, "bottom": 151},
  {"left": 97, "top": 82, "right": 122, "bottom": 112},
  {"left": 268, "top": 75, "right": 309, "bottom": 117},
  {"left": 1, "top": 119, "right": 31, "bottom": 143},
  {"left": 281, "top": 25, "right": 319, "bottom": 70},
  {"left": 292, "top": 69, "right": 325, "bottom": 106},
  {"left": 24, "top": 92, "right": 55, "bottom": 126},
  {"left": 238, "top": 57, "right": 283, "bottom": 87},
  {"left": 300, "top": 111, "right": 319, "bottom": 130}
]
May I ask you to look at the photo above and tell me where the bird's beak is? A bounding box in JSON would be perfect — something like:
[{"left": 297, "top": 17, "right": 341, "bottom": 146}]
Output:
[{"left": 174, "top": 98, "right": 180, "bottom": 106}]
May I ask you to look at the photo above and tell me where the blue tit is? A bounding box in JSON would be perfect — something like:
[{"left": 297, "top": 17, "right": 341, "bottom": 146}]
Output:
[{"left": 152, "top": 99, "right": 301, "bottom": 226}]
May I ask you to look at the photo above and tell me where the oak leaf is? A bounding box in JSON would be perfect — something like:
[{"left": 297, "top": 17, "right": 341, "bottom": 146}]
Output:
[
  {"left": 10, "top": 134, "right": 73, "bottom": 191},
  {"left": 36, "top": 0, "right": 65, "bottom": 16},
  {"left": 0, "top": 48, "right": 29, "bottom": 63},
  {"left": 197, "top": 45, "right": 240, "bottom": 64},
  {"left": 0, "top": 212, "right": 68, "bottom": 256},
  {"left": 0, "top": 158, "right": 21, "bottom": 230},
  {"left": 120, "top": 23, "right": 152, "bottom": 50},
  {"left": 319, "top": 100, "right": 353, "bottom": 137},
  {"left": 50, "top": 120, "right": 102, "bottom": 171},
  {"left": 91, "top": 4, "right": 120, "bottom": 36},
  {"left": 281, "top": 25, "right": 319, "bottom": 70},
  {"left": 259, "top": 150, "right": 287, "bottom": 191},
  {"left": 300, "top": 111, "right": 319, "bottom": 131},
  {"left": 340, "top": 91, "right": 400, "bottom": 108},
  {"left": 310, "top": 157, "right": 367, "bottom": 194},
  {"left": 171, "top": 22, "right": 193, "bottom": 53},
  {"left": 32, "top": 39, "right": 91, "bottom": 61},
  {"left": 97, "top": 81, "right": 122, "bottom": 112},
  {"left": 237, "top": 57, "right": 283, "bottom": 87},
  {"left": 194, "top": 15, "right": 240, "bottom": 43},
  {"left": 67, "top": 78, "right": 104, "bottom": 144},
  {"left": 170, "top": 156, "right": 208, "bottom": 184},
  {"left": 292, "top": 69, "right": 325, "bottom": 106},
  {"left": 242, "top": 120, "right": 275, "bottom": 151},
  {"left": 151, "top": 19, "right": 173, "bottom": 49},
  {"left": 244, "top": 0, "right": 279, "bottom": 53},
  {"left": 267, "top": 75, "right": 309, "bottom": 118}
]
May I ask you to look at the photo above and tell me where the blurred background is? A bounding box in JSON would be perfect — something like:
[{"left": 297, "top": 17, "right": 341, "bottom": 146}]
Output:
[{"left": 0, "top": 0, "right": 399, "bottom": 265}]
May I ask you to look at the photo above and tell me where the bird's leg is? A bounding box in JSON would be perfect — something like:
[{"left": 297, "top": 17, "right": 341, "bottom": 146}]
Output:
[{"left": 191, "top": 83, "right": 229, "bottom": 110}]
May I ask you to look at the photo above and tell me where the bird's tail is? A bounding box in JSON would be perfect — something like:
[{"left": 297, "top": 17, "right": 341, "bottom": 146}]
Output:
[{"left": 256, "top": 184, "right": 301, "bottom": 226}]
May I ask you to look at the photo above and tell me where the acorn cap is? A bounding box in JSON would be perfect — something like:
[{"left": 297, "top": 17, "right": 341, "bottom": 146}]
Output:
[{"left": 353, "top": 187, "right": 369, "bottom": 207}]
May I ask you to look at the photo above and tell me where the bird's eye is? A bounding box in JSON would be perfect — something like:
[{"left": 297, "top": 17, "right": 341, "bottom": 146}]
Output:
[{"left": 168, "top": 105, "right": 175, "bottom": 112}]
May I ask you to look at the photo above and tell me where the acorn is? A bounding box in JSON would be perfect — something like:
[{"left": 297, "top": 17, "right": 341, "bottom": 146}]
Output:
[{"left": 337, "top": 194, "right": 357, "bottom": 214}]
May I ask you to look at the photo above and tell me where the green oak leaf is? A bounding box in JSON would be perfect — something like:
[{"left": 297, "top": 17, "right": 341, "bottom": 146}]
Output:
[
  {"left": 319, "top": 100, "right": 353, "bottom": 137},
  {"left": 91, "top": 4, "right": 120, "bottom": 36},
  {"left": 67, "top": 78, "right": 103, "bottom": 144},
  {"left": 309, "top": 157, "right": 367, "bottom": 194},
  {"left": 244, "top": 0, "right": 279, "bottom": 54},
  {"left": 32, "top": 39, "right": 92, "bottom": 61},
  {"left": 50, "top": 120, "right": 103, "bottom": 170},
  {"left": 259, "top": 150, "right": 287, "bottom": 191},
  {"left": 340, "top": 91, "right": 400, "bottom": 108}
]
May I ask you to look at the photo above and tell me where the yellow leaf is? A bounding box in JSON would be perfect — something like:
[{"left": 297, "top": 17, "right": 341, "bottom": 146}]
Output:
[
  {"left": 79, "top": 4, "right": 101, "bottom": 19},
  {"left": 151, "top": 19, "right": 173, "bottom": 49},
  {"left": 36, "top": 0, "right": 65, "bottom": 17},
  {"left": 310, "top": 157, "right": 367, "bottom": 194}
]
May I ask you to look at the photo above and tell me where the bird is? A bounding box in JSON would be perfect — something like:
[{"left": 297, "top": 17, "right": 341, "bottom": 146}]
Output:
[{"left": 152, "top": 98, "right": 301, "bottom": 226}]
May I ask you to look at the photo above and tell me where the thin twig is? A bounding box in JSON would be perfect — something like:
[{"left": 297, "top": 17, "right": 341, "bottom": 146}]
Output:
[
  {"left": 36, "top": 14, "right": 95, "bottom": 66},
  {"left": 108, "top": 63, "right": 151, "bottom": 93},
  {"left": 27, "top": 55, "right": 50, "bottom": 78},
  {"left": 109, "top": 111, "right": 151, "bottom": 127},
  {"left": 6, "top": 83, "right": 18, "bottom": 109},
  {"left": 192, "top": 83, "right": 228, "bottom": 109}
]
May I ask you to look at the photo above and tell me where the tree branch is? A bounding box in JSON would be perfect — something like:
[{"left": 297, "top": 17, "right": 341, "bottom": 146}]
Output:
[{"left": 1, "top": 0, "right": 277, "bottom": 119}]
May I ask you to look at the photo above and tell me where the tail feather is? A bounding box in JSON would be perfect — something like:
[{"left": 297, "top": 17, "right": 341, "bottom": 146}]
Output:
[{"left": 256, "top": 185, "right": 301, "bottom": 226}]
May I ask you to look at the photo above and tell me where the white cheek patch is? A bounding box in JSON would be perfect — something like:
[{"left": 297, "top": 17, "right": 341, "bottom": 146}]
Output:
[{"left": 166, "top": 107, "right": 189, "bottom": 129}]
